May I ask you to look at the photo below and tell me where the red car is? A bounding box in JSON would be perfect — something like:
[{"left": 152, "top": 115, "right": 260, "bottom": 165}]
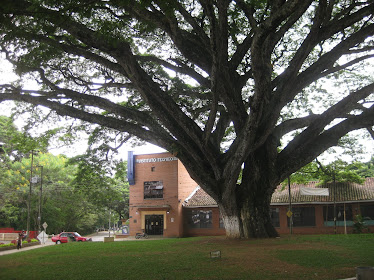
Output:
[{"left": 52, "top": 232, "right": 92, "bottom": 244}]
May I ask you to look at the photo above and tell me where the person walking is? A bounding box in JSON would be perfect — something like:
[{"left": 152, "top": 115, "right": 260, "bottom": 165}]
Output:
[{"left": 17, "top": 231, "right": 25, "bottom": 250}]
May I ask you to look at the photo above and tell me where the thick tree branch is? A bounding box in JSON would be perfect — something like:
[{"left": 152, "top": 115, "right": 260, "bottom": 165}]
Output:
[
  {"left": 126, "top": 1, "right": 213, "bottom": 72},
  {"left": 272, "top": 1, "right": 374, "bottom": 93},
  {"left": 273, "top": 114, "right": 320, "bottom": 139},
  {"left": 0, "top": 90, "right": 172, "bottom": 147},
  {"left": 136, "top": 55, "right": 210, "bottom": 88},
  {"left": 285, "top": 82, "right": 374, "bottom": 150},
  {"left": 276, "top": 105, "right": 374, "bottom": 181},
  {"left": 263, "top": 20, "right": 374, "bottom": 138}
]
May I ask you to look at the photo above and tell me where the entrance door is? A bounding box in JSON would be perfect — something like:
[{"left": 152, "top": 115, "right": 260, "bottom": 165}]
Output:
[{"left": 145, "top": 215, "right": 164, "bottom": 235}]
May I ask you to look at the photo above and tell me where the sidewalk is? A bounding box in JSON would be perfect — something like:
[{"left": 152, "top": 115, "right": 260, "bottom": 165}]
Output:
[
  {"left": 1, "top": 232, "right": 162, "bottom": 256},
  {"left": 0, "top": 240, "right": 54, "bottom": 256}
]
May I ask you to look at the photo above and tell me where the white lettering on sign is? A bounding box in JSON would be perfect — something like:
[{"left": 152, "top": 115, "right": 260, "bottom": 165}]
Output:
[{"left": 136, "top": 157, "right": 178, "bottom": 164}]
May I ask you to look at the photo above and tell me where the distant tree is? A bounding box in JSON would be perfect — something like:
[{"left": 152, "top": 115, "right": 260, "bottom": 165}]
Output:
[
  {"left": 69, "top": 150, "right": 129, "bottom": 222},
  {"left": 0, "top": 115, "right": 52, "bottom": 160},
  {"left": 0, "top": 152, "right": 76, "bottom": 231},
  {"left": 0, "top": 149, "right": 128, "bottom": 234},
  {"left": 346, "top": 157, "right": 374, "bottom": 178},
  {"left": 315, "top": 159, "right": 365, "bottom": 185},
  {"left": 288, "top": 158, "right": 369, "bottom": 185}
]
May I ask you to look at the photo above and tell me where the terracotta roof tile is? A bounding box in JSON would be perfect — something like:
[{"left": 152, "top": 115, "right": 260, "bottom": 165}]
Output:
[
  {"left": 183, "top": 178, "right": 374, "bottom": 207},
  {"left": 183, "top": 187, "right": 218, "bottom": 207},
  {"left": 272, "top": 177, "right": 374, "bottom": 204}
]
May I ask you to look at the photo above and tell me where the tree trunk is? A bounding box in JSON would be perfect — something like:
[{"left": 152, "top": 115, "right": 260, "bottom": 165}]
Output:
[
  {"left": 219, "top": 204, "right": 242, "bottom": 239},
  {"left": 219, "top": 184, "right": 279, "bottom": 239},
  {"left": 219, "top": 142, "right": 280, "bottom": 239},
  {"left": 240, "top": 191, "right": 279, "bottom": 238}
]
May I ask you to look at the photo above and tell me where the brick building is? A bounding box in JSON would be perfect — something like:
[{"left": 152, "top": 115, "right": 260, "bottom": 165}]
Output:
[
  {"left": 128, "top": 152, "right": 374, "bottom": 237},
  {"left": 128, "top": 152, "right": 198, "bottom": 237}
]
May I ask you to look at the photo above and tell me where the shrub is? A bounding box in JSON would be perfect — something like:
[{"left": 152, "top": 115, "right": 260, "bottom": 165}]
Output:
[
  {"left": 353, "top": 215, "right": 368, "bottom": 233},
  {"left": 0, "top": 243, "right": 16, "bottom": 248},
  {"left": 10, "top": 240, "right": 17, "bottom": 245}
]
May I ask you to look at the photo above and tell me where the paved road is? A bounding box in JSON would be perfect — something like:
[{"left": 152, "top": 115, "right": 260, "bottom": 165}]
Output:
[{"left": 90, "top": 231, "right": 119, "bottom": 242}]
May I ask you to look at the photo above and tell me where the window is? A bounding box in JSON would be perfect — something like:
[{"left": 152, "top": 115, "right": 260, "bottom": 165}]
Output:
[
  {"left": 323, "top": 204, "right": 353, "bottom": 226},
  {"left": 270, "top": 207, "right": 280, "bottom": 227},
  {"left": 188, "top": 210, "right": 212, "bottom": 228},
  {"left": 219, "top": 214, "right": 224, "bottom": 228},
  {"left": 288, "top": 207, "right": 315, "bottom": 227},
  {"left": 360, "top": 203, "right": 374, "bottom": 223},
  {"left": 144, "top": 181, "right": 163, "bottom": 199}
]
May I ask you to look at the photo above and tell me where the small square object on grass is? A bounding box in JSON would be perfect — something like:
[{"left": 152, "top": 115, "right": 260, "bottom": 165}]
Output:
[{"left": 210, "top": 250, "right": 221, "bottom": 258}]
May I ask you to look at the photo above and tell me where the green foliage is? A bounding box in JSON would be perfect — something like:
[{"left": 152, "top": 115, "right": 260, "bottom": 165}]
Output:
[
  {"left": 0, "top": 243, "right": 16, "bottom": 248},
  {"left": 0, "top": 151, "right": 128, "bottom": 234},
  {"left": 346, "top": 157, "right": 374, "bottom": 178},
  {"left": 287, "top": 158, "right": 372, "bottom": 185},
  {"left": 352, "top": 215, "right": 368, "bottom": 234},
  {"left": 316, "top": 160, "right": 366, "bottom": 185},
  {"left": 69, "top": 152, "right": 129, "bottom": 221},
  {"left": 0, "top": 115, "right": 56, "bottom": 158},
  {"left": 0, "top": 114, "right": 130, "bottom": 234}
]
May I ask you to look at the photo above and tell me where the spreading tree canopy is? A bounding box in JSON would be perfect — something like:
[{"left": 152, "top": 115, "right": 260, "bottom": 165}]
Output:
[{"left": 1, "top": 0, "right": 374, "bottom": 238}]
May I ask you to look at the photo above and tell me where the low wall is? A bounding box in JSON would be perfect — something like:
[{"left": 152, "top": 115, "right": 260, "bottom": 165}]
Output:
[
  {"left": 0, "top": 233, "right": 19, "bottom": 241},
  {"left": 0, "top": 228, "right": 38, "bottom": 239}
]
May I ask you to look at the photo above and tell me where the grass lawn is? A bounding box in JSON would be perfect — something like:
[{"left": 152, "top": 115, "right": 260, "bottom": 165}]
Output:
[{"left": 0, "top": 234, "right": 373, "bottom": 280}]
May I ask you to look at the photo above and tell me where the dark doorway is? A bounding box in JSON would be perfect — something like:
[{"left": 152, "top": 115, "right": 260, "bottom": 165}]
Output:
[{"left": 145, "top": 215, "right": 164, "bottom": 235}]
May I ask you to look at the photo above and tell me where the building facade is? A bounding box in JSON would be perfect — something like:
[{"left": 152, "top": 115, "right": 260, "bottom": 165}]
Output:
[
  {"left": 128, "top": 152, "right": 374, "bottom": 237},
  {"left": 128, "top": 152, "right": 197, "bottom": 237}
]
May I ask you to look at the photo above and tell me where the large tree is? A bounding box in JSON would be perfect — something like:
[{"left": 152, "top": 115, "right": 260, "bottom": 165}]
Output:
[{"left": 1, "top": 1, "right": 374, "bottom": 238}]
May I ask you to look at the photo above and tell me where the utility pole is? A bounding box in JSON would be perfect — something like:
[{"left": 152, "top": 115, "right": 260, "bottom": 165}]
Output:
[
  {"left": 288, "top": 176, "right": 293, "bottom": 234},
  {"left": 333, "top": 171, "right": 337, "bottom": 234},
  {"left": 36, "top": 165, "right": 43, "bottom": 234},
  {"left": 26, "top": 150, "right": 35, "bottom": 238},
  {"left": 109, "top": 210, "right": 111, "bottom": 238}
]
